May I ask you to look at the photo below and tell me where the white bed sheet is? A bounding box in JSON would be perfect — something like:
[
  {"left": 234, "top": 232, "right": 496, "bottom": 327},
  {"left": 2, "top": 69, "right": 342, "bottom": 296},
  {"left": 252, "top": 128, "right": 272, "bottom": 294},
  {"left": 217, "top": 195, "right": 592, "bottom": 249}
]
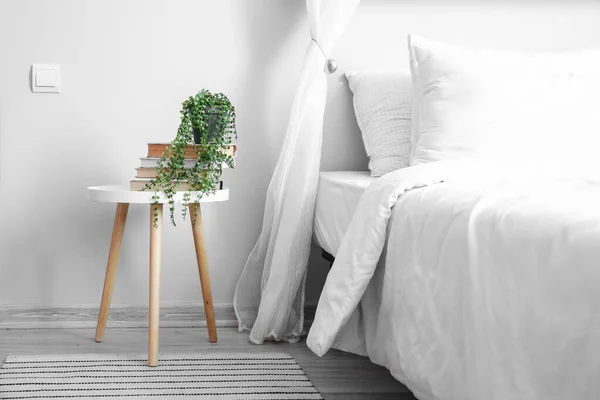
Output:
[{"left": 313, "top": 171, "right": 373, "bottom": 256}]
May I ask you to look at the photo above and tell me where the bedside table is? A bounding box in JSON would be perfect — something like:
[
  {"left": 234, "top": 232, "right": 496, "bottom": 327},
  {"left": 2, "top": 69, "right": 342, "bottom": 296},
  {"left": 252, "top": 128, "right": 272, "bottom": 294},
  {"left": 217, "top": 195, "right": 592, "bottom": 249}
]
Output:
[{"left": 87, "top": 185, "right": 228, "bottom": 366}]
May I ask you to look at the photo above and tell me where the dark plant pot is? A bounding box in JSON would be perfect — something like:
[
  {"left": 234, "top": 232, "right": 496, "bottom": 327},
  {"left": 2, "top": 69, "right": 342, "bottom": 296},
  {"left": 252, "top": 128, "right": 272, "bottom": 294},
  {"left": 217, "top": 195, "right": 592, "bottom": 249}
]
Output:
[
  {"left": 192, "top": 126, "right": 202, "bottom": 144},
  {"left": 193, "top": 107, "right": 222, "bottom": 144}
]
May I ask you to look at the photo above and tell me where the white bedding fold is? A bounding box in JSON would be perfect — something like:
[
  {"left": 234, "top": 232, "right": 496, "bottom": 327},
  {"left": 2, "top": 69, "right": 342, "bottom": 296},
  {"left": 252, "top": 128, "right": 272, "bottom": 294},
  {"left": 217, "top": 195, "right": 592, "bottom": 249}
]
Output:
[
  {"left": 307, "top": 162, "right": 459, "bottom": 355},
  {"left": 307, "top": 161, "right": 600, "bottom": 400}
]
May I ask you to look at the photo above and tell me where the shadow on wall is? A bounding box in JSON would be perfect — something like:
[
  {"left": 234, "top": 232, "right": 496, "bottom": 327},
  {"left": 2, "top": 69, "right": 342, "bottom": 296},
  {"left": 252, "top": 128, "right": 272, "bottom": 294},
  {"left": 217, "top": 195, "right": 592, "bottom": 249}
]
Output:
[
  {"left": 231, "top": 0, "right": 306, "bottom": 165},
  {"left": 322, "top": 73, "right": 367, "bottom": 172},
  {"left": 223, "top": 0, "right": 309, "bottom": 291},
  {"left": 227, "top": 0, "right": 306, "bottom": 231}
]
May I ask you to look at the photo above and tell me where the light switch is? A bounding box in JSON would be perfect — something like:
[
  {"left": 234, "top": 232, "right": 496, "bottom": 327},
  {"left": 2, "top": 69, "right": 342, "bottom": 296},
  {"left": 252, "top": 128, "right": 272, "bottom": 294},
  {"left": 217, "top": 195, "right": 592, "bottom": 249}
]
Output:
[
  {"left": 32, "top": 64, "right": 60, "bottom": 93},
  {"left": 36, "top": 69, "right": 57, "bottom": 87}
]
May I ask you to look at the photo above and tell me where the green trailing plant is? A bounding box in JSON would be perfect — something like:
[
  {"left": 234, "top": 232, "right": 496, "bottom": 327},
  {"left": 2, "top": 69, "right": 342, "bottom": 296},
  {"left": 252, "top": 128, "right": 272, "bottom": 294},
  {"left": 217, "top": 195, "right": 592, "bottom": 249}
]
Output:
[{"left": 143, "top": 90, "right": 235, "bottom": 227}]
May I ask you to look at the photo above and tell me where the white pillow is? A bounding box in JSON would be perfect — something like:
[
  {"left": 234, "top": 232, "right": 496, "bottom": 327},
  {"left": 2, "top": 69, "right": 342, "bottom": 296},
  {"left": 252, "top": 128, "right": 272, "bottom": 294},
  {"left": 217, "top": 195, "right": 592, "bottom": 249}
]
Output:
[
  {"left": 408, "top": 34, "right": 600, "bottom": 169},
  {"left": 346, "top": 70, "right": 412, "bottom": 177}
]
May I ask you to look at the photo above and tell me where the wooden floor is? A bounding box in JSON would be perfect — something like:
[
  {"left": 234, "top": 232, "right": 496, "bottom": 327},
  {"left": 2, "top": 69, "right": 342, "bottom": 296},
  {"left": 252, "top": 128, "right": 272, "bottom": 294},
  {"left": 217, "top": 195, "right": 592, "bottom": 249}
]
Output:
[{"left": 0, "top": 327, "right": 416, "bottom": 400}]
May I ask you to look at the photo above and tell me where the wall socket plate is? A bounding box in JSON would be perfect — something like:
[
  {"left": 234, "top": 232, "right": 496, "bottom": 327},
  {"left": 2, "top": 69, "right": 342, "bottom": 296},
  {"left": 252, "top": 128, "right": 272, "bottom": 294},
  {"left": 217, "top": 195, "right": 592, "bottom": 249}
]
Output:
[{"left": 31, "top": 64, "right": 60, "bottom": 93}]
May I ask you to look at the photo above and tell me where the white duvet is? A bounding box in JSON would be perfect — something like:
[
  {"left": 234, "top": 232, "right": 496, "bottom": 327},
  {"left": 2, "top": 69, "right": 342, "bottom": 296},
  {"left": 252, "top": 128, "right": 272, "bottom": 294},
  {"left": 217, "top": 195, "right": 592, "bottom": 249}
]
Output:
[{"left": 307, "top": 161, "right": 600, "bottom": 400}]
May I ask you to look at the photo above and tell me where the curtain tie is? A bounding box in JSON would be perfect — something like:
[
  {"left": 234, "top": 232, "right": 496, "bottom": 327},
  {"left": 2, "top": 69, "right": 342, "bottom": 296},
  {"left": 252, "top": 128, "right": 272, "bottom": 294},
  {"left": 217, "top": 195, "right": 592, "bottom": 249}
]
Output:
[{"left": 311, "top": 39, "right": 338, "bottom": 74}]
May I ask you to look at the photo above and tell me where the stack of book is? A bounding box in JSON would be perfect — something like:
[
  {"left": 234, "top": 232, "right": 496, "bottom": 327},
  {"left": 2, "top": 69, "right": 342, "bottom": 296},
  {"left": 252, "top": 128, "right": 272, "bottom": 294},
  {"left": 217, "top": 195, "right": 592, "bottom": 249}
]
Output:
[{"left": 130, "top": 143, "right": 237, "bottom": 191}]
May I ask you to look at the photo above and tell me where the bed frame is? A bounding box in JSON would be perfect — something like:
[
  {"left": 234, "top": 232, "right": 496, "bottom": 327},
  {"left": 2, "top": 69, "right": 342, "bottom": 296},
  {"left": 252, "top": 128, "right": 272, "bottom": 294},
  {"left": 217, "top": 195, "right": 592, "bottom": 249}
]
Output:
[{"left": 321, "top": 248, "right": 335, "bottom": 268}]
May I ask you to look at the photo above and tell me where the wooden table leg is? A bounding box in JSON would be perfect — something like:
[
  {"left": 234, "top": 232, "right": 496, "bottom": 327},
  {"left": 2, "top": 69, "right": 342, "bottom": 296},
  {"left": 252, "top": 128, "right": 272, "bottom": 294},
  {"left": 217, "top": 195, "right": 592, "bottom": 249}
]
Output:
[
  {"left": 95, "top": 203, "right": 129, "bottom": 343},
  {"left": 189, "top": 203, "right": 217, "bottom": 343},
  {"left": 149, "top": 204, "right": 163, "bottom": 367}
]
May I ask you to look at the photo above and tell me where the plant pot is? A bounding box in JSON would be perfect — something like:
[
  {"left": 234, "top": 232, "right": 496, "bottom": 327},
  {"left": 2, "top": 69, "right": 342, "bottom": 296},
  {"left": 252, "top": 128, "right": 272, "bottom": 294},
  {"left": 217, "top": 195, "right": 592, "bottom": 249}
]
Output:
[
  {"left": 192, "top": 126, "right": 202, "bottom": 145},
  {"left": 193, "top": 107, "right": 222, "bottom": 144}
]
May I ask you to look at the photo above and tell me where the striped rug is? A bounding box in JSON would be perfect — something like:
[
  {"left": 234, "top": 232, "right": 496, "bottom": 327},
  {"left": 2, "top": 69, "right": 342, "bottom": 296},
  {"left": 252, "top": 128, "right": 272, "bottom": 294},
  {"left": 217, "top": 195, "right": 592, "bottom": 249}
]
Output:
[{"left": 0, "top": 352, "right": 322, "bottom": 399}]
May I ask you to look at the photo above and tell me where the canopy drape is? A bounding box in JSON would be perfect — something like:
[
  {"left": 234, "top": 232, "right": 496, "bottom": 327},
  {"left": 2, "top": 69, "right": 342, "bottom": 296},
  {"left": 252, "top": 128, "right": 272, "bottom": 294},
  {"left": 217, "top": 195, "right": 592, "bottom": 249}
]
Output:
[{"left": 233, "top": 0, "right": 360, "bottom": 344}]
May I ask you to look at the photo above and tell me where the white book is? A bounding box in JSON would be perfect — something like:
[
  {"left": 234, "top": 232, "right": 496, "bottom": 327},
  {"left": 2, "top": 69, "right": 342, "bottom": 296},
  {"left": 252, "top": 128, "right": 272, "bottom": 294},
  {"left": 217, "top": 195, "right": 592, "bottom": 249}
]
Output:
[
  {"left": 130, "top": 178, "right": 223, "bottom": 191},
  {"left": 139, "top": 158, "right": 234, "bottom": 169}
]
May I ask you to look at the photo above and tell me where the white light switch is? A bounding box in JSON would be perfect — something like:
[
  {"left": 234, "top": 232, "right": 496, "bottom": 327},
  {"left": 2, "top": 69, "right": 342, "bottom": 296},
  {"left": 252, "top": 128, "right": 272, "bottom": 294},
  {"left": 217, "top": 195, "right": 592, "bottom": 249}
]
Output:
[
  {"left": 36, "top": 69, "right": 57, "bottom": 87},
  {"left": 32, "top": 64, "right": 60, "bottom": 93}
]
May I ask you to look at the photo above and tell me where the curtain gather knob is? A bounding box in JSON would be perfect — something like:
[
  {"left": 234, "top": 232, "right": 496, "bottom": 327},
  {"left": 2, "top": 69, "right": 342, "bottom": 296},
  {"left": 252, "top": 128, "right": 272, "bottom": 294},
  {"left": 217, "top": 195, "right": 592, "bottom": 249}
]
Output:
[
  {"left": 312, "top": 39, "right": 337, "bottom": 74},
  {"left": 325, "top": 59, "right": 338, "bottom": 74}
]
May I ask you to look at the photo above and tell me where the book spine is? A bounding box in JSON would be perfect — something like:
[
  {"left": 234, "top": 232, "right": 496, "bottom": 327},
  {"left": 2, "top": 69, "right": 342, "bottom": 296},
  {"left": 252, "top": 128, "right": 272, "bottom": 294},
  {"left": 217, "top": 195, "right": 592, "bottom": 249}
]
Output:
[
  {"left": 146, "top": 145, "right": 236, "bottom": 159},
  {"left": 139, "top": 159, "right": 234, "bottom": 169}
]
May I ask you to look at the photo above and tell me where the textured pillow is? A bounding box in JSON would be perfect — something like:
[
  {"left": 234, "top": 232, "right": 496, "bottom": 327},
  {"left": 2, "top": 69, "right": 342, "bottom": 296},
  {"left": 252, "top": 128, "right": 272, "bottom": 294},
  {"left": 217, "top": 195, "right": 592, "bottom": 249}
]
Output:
[
  {"left": 346, "top": 70, "right": 412, "bottom": 177},
  {"left": 408, "top": 34, "right": 600, "bottom": 169}
]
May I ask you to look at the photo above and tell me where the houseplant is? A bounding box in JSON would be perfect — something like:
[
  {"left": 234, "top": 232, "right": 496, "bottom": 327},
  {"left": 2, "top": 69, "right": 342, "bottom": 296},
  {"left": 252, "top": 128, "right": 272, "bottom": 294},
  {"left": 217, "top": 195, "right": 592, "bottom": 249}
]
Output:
[{"left": 143, "top": 89, "right": 236, "bottom": 227}]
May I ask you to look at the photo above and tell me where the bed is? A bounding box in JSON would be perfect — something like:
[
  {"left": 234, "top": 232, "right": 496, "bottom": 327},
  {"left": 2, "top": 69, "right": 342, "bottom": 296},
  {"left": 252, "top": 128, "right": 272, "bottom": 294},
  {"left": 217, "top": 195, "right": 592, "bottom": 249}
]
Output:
[
  {"left": 307, "top": 35, "right": 600, "bottom": 400},
  {"left": 310, "top": 163, "right": 600, "bottom": 400}
]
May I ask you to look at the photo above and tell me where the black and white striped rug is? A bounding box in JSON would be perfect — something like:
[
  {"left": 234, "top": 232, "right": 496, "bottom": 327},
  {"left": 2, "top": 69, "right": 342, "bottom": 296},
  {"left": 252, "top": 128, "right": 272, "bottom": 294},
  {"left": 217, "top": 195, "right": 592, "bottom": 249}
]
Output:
[{"left": 0, "top": 353, "right": 322, "bottom": 399}]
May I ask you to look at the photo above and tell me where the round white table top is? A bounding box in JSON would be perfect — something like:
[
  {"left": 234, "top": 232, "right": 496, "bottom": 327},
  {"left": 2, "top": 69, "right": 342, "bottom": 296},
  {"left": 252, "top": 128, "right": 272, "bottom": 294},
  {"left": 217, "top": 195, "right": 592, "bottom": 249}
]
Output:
[{"left": 87, "top": 185, "right": 229, "bottom": 204}]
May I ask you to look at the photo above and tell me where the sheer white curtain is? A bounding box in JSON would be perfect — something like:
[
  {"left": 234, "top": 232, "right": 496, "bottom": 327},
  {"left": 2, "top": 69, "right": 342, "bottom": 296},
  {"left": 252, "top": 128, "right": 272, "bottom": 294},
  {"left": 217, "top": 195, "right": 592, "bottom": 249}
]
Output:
[{"left": 233, "top": 0, "right": 360, "bottom": 344}]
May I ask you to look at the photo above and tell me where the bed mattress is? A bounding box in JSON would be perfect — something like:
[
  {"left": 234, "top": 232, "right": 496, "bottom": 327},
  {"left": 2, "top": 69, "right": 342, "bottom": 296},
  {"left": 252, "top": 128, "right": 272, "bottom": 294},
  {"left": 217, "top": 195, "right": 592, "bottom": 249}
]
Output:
[{"left": 313, "top": 171, "right": 373, "bottom": 256}]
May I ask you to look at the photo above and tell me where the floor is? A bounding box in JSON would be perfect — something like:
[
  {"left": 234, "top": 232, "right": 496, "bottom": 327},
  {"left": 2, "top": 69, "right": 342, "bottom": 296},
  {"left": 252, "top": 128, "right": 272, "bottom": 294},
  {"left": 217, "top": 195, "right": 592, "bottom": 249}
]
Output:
[{"left": 0, "top": 327, "right": 417, "bottom": 400}]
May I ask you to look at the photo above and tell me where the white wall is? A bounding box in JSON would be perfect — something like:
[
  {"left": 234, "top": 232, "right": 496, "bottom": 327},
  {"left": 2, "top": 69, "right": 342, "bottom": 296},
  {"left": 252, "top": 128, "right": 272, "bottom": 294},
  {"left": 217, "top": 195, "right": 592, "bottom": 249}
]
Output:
[
  {"left": 1, "top": 0, "right": 600, "bottom": 308},
  {"left": 0, "top": 0, "right": 308, "bottom": 307}
]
